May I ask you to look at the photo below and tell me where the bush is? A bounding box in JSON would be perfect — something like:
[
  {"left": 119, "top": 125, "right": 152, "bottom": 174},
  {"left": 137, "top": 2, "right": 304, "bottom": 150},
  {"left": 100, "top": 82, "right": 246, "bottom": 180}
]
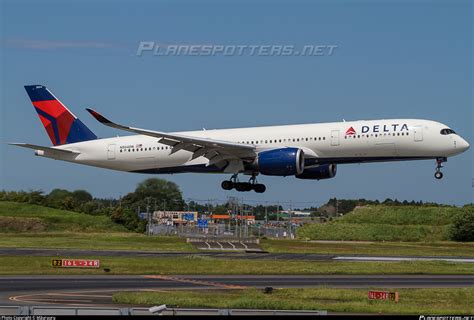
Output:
[{"left": 450, "top": 207, "right": 474, "bottom": 242}]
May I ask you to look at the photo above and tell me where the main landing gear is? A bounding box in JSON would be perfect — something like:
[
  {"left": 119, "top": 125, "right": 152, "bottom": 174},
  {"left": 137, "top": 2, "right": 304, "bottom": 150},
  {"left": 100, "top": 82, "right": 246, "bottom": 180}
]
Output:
[
  {"left": 434, "top": 157, "right": 447, "bottom": 180},
  {"left": 221, "top": 174, "right": 266, "bottom": 193}
]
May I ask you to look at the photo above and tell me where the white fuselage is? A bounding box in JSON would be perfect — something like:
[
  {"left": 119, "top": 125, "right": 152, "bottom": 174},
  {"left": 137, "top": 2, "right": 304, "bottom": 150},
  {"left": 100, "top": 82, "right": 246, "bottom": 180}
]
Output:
[{"left": 42, "top": 119, "right": 469, "bottom": 175}]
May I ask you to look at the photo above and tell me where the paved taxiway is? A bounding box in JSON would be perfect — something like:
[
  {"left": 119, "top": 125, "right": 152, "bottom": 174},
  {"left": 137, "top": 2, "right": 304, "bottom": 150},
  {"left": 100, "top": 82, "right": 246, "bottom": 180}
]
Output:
[
  {"left": 2, "top": 248, "right": 473, "bottom": 263},
  {"left": 1, "top": 275, "right": 473, "bottom": 306}
]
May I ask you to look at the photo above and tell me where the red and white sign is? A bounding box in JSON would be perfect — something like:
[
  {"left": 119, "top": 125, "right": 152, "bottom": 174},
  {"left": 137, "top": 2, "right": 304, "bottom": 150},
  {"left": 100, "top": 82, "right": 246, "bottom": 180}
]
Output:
[
  {"left": 58, "top": 259, "right": 100, "bottom": 268},
  {"left": 368, "top": 291, "right": 399, "bottom": 302}
]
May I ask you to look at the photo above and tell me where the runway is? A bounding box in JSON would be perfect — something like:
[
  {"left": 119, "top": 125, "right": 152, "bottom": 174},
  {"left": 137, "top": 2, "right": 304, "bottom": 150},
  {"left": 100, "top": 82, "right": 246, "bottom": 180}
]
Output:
[
  {"left": 2, "top": 247, "right": 473, "bottom": 263},
  {"left": 2, "top": 275, "right": 473, "bottom": 306}
]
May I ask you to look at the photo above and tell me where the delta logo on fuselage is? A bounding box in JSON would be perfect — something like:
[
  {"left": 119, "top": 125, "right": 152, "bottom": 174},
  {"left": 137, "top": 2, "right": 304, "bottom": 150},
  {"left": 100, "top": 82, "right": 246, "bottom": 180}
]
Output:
[{"left": 345, "top": 123, "right": 409, "bottom": 136}]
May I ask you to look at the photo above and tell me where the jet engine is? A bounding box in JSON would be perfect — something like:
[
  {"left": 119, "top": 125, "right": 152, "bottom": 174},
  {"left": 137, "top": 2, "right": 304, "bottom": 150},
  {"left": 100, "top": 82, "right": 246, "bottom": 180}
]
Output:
[
  {"left": 257, "top": 147, "right": 305, "bottom": 176},
  {"left": 295, "top": 164, "right": 337, "bottom": 180}
]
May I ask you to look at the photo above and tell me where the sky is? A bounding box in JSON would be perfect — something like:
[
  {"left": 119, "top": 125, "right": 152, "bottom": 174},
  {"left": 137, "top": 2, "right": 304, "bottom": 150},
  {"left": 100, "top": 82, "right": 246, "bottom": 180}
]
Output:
[{"left": 0, "top": 0, "right": 472, "bottom": 207}]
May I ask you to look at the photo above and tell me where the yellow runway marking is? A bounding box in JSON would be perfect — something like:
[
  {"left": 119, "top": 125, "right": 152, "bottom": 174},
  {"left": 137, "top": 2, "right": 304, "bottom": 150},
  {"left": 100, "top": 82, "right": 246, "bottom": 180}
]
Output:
[{"left": 45, "top": 293, "right": 112, "bottom": 298}]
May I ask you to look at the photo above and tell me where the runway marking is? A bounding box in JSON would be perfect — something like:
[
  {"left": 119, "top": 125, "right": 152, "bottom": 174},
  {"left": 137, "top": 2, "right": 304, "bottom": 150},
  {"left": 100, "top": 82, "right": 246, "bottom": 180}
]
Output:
[
  {"left": 333, "top": 256, "right": 474, "bottom": 263},
  {"left": 9, "top": 290, "right": 116, "bottom": 306},
  {"left": 45, "top": 293, "right": 113, "bottom": 298},
  {"left": 143, "top": 275, "right": 248, "bottom": 289},
  {"left": 9, "top": 294, "right": 88, "bottom": 306},
  {"left": 23, "top": 298, "right": 94, "bottom": 303}
]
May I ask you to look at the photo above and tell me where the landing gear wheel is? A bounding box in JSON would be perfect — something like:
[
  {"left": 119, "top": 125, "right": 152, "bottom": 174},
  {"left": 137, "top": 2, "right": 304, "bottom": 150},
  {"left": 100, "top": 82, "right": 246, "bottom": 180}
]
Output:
[
  {"left": 244, "top": 183, "right": 253, "bottom": 192},
  {"left": 253, "top": 184, "right": 266, "bottom": 193},
  {"left": 235, "top": 182, "right": 251, "bottom": 192},
  {"left": 434, "top": 157, "right": 447, "bottom": 180},
  {"left": 221, "top": 180, "right": 234, "bottom": 190}
]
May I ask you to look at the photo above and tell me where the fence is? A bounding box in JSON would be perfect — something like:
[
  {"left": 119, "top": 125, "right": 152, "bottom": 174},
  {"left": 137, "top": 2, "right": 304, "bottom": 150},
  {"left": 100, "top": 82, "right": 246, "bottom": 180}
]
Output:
[
  {"left": 0, "top": 306, "right": 327, "bottom": 316},
  {"left": 148, "top": 222, "right": 296, "bottom": 239}
]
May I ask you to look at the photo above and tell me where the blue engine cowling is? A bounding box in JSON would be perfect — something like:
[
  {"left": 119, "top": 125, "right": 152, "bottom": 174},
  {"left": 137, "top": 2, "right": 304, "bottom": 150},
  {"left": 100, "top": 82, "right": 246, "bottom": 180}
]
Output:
[
  {"left": 296, "top": 164, "right": 337, "bottom": 180},
  {"left": 257, "top": 148, "right": 305, "bottom": 176}
]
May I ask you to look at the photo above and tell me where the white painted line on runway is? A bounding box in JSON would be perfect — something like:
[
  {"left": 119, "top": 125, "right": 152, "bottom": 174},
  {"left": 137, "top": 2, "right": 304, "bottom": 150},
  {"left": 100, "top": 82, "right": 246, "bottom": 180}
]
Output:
[{"left": 333, "top": 256, "right": 474, "bottom": 263}]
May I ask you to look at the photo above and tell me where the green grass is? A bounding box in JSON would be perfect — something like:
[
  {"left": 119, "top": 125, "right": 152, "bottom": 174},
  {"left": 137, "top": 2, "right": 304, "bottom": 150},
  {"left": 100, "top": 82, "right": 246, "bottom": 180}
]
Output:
[
  {"left": 0, "top": 256, "right": 472, "bottom": 275},
  {"left": 261, "top": 239, "right": 474, "bottom": 257},
  {"left": 298, "top": 205, "right": 466, "bottom": 241},
  {"left": 0, "top": 201, "right": 194, "bottom": 252},
  {"left": 112, "top": 287, "right": 474, "bottom": 314},
  {"left": 0, "top": 233, "right": 194, "bottom": 251},
  {"left": 0, "top": 201, "right": 127, "bottom": 233},
  {"left": 339, "top": 206, "right": 460, "bottom": 225}
]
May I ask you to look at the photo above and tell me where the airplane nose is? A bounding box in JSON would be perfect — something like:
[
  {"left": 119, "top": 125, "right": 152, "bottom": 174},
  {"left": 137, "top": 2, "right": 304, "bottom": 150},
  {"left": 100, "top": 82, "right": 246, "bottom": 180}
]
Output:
[{"left": 457, "top": 137, "right": 470, "bottom": 152}]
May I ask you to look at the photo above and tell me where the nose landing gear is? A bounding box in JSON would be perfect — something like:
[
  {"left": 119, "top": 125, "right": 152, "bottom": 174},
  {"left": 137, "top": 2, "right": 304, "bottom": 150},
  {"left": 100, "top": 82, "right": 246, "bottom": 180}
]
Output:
[
  {"left": 434, "top": 157, "right": 447, "bottom": 180},
  {"left": 221, "top": 174, "right": 266, "bottom": 193}
]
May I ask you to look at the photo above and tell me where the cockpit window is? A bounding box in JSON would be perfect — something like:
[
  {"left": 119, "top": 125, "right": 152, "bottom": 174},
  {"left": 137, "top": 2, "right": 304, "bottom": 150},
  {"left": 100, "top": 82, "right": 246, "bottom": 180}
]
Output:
[{"left": 440, "top": 128, "right": 456, "bottom": 135}]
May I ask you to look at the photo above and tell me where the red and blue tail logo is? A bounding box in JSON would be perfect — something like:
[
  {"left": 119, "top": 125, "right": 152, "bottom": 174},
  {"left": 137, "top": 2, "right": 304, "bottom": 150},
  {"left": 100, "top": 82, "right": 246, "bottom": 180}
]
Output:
[{"left": 24, "top": 85, "right": 97, "bottom": 146}]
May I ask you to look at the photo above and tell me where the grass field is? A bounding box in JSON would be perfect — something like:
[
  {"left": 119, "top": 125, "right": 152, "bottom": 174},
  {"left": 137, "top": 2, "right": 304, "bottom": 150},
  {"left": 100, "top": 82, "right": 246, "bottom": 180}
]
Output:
[
  {"left": 0, "top": 201, "right": 195, "bottom": 251},
  {"left": 0, "top": 233, "right": 194, "bottom": 251},
  {"left": 0, "top": 201, "right": 126, "bottom": 233},
  {"left": 0, "top": 256, "right": 472, "bottom": 275},
  {"left": 112, "top": 287, "right": 474, "bottom": 314},
  {"left": 261, "top": 239, "right": 474, "bottom": 257},
  {"left": 297, "top": 205, "right": 469, "bottom": 242}
]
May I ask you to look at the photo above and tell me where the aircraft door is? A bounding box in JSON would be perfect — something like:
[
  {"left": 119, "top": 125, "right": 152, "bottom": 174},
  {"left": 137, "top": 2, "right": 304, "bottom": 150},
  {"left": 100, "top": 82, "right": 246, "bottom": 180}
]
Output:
[
  {"left": 331, "top": 130, "right": 340, "bottom": 146},
  {"left": 107, "top": 144, "right": 116, "bottom": 160},
  {"left": 413, "top": 126, "right": 423, "bottom": 142}
]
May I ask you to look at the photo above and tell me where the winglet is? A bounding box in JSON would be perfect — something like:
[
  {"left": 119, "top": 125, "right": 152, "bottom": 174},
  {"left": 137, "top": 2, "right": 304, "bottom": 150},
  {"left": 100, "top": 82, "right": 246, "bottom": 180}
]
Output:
[
  {"left": 86, "top": 108, "right": 131, "bottom": 132},
  {"left": 86, "top": 108, "right": 113, "bottom": 124}
]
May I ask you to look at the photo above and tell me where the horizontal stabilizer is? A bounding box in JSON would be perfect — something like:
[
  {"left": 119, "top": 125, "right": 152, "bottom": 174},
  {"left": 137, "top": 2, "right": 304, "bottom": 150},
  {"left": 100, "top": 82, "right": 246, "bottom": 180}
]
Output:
[{"left": 9, "top": 143, "right": 80, "bottom": 154}]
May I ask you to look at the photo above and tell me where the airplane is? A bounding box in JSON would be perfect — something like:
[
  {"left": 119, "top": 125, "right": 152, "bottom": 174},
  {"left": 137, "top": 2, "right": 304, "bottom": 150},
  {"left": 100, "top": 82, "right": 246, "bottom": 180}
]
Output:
[{"left": 10, "top": 85, "right": 470, "bottom": 193}]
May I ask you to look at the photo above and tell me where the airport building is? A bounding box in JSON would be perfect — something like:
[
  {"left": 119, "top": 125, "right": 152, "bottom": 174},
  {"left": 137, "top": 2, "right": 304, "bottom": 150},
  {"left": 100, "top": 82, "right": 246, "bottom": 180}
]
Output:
[{"left": 152, "top": 211, "right": 198, "bottom": 225}]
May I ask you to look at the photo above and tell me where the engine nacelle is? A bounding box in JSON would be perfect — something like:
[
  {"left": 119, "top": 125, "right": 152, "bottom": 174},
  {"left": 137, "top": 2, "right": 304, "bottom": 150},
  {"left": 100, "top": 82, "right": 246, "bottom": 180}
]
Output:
[
  {"left": 296, "top": 164, "right": 337, "bottom": 180},
  {"left": 257, "top": 148, "right": 304, "bottom": 176}
]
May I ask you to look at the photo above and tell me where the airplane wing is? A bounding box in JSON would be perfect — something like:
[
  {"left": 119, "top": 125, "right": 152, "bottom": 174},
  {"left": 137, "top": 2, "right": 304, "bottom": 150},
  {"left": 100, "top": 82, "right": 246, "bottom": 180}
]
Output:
[
  {"left": 86, "top": 108, "right": 256, "bottom": 165},
  {"left": 9, "top": 143, "right": 80, "bottom": 154}
]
